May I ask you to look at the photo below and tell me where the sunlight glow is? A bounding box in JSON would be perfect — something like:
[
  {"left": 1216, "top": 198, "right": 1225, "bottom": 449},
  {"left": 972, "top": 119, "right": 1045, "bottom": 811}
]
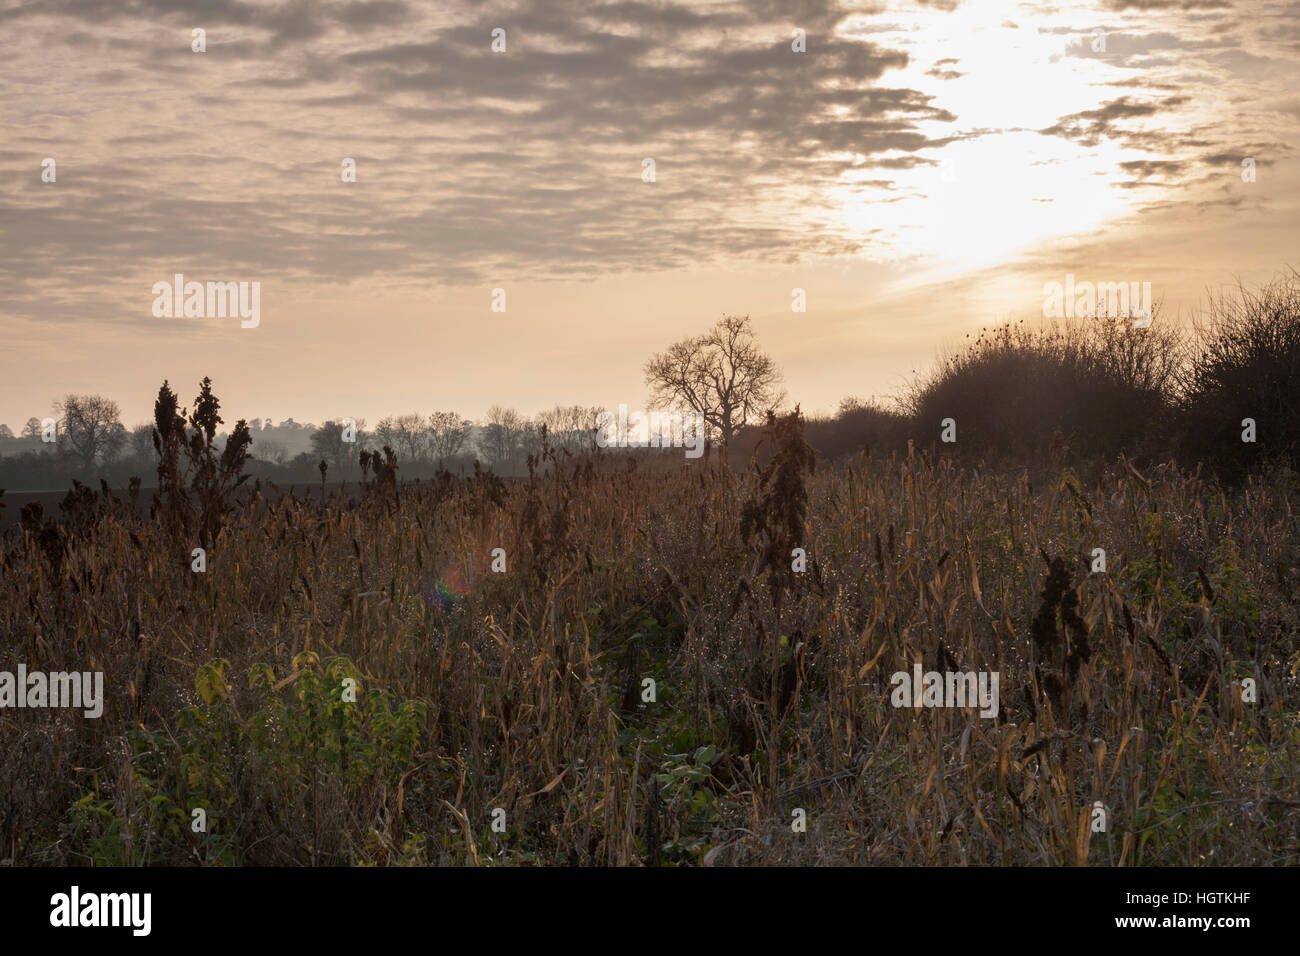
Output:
[{"left": 836, "top": 0, "right": 1184, "bottom": 274}]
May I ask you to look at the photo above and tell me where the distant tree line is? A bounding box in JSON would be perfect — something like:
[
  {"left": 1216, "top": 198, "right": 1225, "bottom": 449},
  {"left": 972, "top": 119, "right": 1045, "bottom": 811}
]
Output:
[
  {"left": 0, "top": 396, "right": 609, "bottom": 491},
  {"left": 3, "top": 273, "right": 1297, "bottom": 492}
]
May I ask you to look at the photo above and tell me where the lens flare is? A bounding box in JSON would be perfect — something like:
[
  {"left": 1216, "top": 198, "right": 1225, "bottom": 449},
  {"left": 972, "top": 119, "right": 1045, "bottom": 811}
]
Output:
[{"left": 426, "top": 561, "right": 471, "bottom": 610}]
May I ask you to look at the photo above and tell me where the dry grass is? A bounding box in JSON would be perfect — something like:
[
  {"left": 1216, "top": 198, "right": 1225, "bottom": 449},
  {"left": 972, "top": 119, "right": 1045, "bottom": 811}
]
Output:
[{"left": 2, "top": 418, "right": 1298, "bottom": 866}]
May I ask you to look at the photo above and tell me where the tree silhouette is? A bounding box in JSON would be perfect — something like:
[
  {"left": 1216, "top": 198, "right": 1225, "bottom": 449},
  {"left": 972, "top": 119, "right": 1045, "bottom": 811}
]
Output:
[
  {"left": 644, "top": 314, "right": 783, "bottom": 449},
  {"left": 55, "top": 394, "right": 125, "bottom": 472}
]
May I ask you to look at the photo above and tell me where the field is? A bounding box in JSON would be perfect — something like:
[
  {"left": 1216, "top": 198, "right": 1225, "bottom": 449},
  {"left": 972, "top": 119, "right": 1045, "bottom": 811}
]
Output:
[{"left": 2, "top": 421, "right": 1298, "bottom": 866}]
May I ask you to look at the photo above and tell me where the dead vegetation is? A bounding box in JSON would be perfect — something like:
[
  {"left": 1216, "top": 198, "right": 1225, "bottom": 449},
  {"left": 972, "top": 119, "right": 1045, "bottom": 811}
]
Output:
[{"left": 1, "top": 395, "right": 1298, "bottom": 866}]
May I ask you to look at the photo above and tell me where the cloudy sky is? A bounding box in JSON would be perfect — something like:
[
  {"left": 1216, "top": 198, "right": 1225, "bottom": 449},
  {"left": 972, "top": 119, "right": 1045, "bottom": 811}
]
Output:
[{"left": 1, "top": 0, "right": 1297, "bottom": 430}]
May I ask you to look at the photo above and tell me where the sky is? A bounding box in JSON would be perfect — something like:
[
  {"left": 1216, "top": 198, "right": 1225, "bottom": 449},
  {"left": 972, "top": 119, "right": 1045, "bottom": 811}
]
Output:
[{"left": 1, "top": 0, "right": 1297, "bottom": 430}]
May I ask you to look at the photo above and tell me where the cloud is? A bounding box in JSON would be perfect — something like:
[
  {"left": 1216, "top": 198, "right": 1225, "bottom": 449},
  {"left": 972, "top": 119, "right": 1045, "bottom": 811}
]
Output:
[
  {"left": 1101, "top": 0, "right": 1230, "bottom": 9},
  {"left": 0, "top": 0, "right": 1295, "bottom": 333},
  {"left": 0, "top": 0, "right": 958, "bottom": 322},
  {"left": 1038, "top": 95, "right": 1190, "bottom": 147},
  {"left": 1119, "top": 159, "right": 1187, "bottom": 175}
]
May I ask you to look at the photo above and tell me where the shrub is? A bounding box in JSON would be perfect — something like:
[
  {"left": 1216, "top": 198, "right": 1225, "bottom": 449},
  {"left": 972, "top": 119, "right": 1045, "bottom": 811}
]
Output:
[
  {"left": 803, "top": 397, "right": 909, "bottom": 459},
  {"left": 1178, "top": 273, "right": 1300, "bottom": 479},
  {"left": 904, "top": 313, "right": 1181, "bottom": 464}
]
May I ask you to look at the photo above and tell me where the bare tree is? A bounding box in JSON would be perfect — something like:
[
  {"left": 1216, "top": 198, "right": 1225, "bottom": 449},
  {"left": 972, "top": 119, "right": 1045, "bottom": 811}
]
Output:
[
  {"left": 55, "top": 394, "right": 125, "bottom": 472},
  {"left": 536, "top": 404, "right": 602, "bottom": 454},
  {"left": 310, "top": 421, "right": 350, "bottom": 476},
  {"left": 22, "top": 417, "right": 42, "bottom": 439},
  {"left": 103, "top": 422, "right": 128, "bottom": 463},
  {"left": 389, "top": 413, "right": 427, "bottom": 461},
  {"left": 374, "top": 416, "right": 399, "bottom": 450},
  {"left": 644, "top": 314, "right": 784, "bottom": 448},
  {"left": 480, "top": 405, "right": 529, "bottom": 470},
  {"left": 535, "top": 406, "right": 565, "bottom": 451},
  {"left": 127, "top": 423, "right": 157, "bottom": 467},
  {"left": 0, "top": 424, "right": 12, "bottom": 439},
  {"left": 427, "top": 410, "right": 471, "bottom": 463}
]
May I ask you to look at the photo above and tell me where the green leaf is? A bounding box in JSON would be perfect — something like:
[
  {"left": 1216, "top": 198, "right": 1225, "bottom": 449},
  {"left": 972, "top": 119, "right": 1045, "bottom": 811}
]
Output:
[{"left": 195, "top": 659, "right": 231, "bottom": 705}]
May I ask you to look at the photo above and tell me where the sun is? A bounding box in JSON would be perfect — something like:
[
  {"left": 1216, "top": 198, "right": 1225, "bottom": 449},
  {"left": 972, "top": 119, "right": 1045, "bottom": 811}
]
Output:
[{"left": 834, "top": 0, "right": 1163, "bottom": 274}]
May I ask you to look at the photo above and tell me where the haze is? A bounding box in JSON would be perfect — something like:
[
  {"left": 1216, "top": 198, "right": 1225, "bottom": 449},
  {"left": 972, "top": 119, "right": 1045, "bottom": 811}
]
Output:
[{"left": 1, "top": 0, "right": 1297, "bottom": 428}]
